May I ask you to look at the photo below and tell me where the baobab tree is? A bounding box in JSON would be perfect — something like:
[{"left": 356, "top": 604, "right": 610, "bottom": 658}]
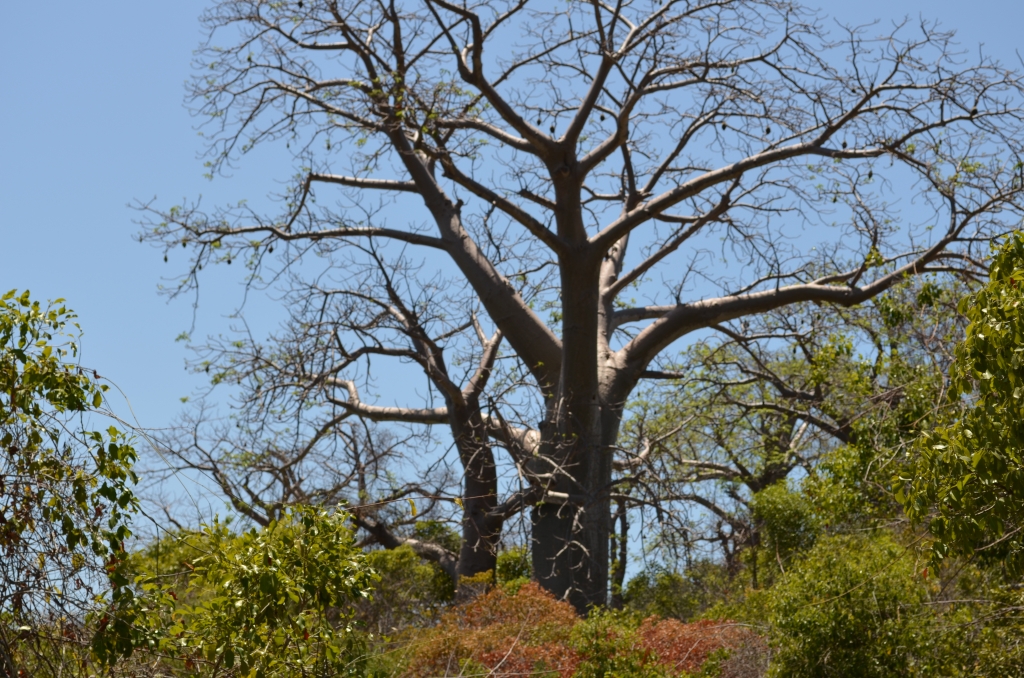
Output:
[{"left": 144, "top": 0, "right": 1024, "bottom": 612}]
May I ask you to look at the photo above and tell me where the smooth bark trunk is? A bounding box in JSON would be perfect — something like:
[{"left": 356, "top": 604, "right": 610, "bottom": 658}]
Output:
[
  {"left": 610, "top": 497, "right": 628, "bottom": 609},
  {"left": 452, "top": 408, "right": 502, "bottom": 596},
  {"left": 456, "top": 460, "right": 500, "bottom": 582},
  {"left": 532, "top": 393, "right": 624, "bottom": 613}
]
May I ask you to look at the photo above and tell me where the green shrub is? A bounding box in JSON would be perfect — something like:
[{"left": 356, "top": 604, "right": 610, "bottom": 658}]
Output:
[
  {"left": 130, "top": 507, "right": 377, "bottom": 677},
  {"left": 766, "top": 532, "right": 925, "bottom": 677},
  {"left": 751, "top": 483, "right": 819, "bottom": 567},
  {"left": 569, "top": 609, "right": 664, "bottom": 678},
  {"left": 358, "top": 544, "right": 454, "bottom": 635},
  {"left": 624, "top": 562, "right": 732, "bottom": 621},
  {"left": 496, "top": 545, "right": 532, "bottom": 591}
]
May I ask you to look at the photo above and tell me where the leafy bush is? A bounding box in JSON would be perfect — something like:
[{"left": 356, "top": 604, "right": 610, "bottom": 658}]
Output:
[
  {"left": 750, "top": 484, "right": 819, "bottom": 567},
  {"left": 356, "top": 544, "right": 454, "bottom": 635},
  {"left": 568, "top": 608, "right": 662, "bottom": 678},
  {"left": 130, "top": 507, "right": 377, "bottom": 677},
  {"left": 0, "top": 290, "right": 139, "bottom": 674},
  {"left": 496, "top": 545, "right": 533, "bottom": 589},
  {"left": 900, "top": 232, "right": 1024, "bottom": 573},
  {"left": 765, "top": 532, "right": 925, "bottom": 677},
  {"left": 624, "top": 563, "right": 732, "bottom": 621}
]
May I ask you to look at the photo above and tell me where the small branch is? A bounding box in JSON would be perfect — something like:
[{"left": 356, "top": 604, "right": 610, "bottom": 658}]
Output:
[
  {"left": 463, "top": 331, "right": 503, "bottom": 401},
  {"left": 310, "top": 172, "right": 421, "bottom": 193}
]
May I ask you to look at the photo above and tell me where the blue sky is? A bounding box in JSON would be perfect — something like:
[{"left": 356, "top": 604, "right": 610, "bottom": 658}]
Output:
[{"left": 1, "top": 0, "right": 1021, "bottom": 454}]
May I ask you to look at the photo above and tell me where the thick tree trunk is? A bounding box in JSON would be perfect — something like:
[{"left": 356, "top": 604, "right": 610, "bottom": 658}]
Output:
[
  {"left": 452, "top": 407, "right": 502, "bottom": 597},
  {"left": 457, "top": 495, "right": 498, "bottom": 564},
  {"left": 446, "top": 399, "right": 505, "bottom": 602},
  {"left": 531, "top": 408, "right": 622, "bottom": 612},
  {"left": 529, "top": 252, "right": 610, "bottom": 612},
  {"left": 532, "top": 365, "right": 625, "bottom": 612},
  {"left": 456, "top": 455, "right": 500, "bottom": 582},
  {"left": 531, "top": 501, "right": 574, "bottom": 598}
]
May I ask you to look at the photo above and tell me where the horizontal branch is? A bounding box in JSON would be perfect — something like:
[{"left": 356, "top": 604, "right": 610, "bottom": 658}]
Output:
[
  {"left": 486, "top": 486, "right": 543, "bottom": 523},
  {"left": 326, "top": 378, "right": 449, "bottom": 425},
  {"left": 434, "top": 117, "right": 535, "bottom": 154},
  {"left": 617, "top": 208, "right": 981, "bottom": 377},
  {"left": 310, "top": 172, "right": 420, "bottom": 193},
  {"left": 640, "top": 370, "right": 687, "bottom": 380},
  {"left": 670, "top": 458, "right": 744, "bottom": 480},
  {"left": 168, "top": 218, "right": 447, "bottom": 251},
  {"left": 612, "top": 424, "right": 683, "bottom": 471},
  {"left": 730, "top": 400, "right": 850, "bottom": 444}
]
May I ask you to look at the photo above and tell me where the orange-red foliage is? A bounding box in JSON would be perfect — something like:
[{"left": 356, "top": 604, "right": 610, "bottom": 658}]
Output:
[
  {"left": 402, "top": 582, "right": 580, "bottom": 677},
  {"left": 639, "top": 617, "right": 765, "bottom": 676},
  {"left": 401, "top": 582, "right": 765, "bottom": 677}
]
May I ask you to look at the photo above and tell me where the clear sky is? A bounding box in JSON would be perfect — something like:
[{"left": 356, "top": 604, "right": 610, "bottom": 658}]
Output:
[{"left": 2, "top": 0, "right": 1021, "bottom": 444}]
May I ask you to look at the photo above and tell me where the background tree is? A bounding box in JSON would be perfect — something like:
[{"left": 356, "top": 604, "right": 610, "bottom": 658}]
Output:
[
  {"left": 0, "top": 290, "right": 139, "bottom": 676},
  {"left": 144, "top": 0, "right": 1024, "bottom": 611},
  {"left": 610, "top": 266, "right": 1024, "bottom": 677},
  {"left": 144, "top": 406, "right": 462, "bottom": 575},
  {"left": 615, "top": 274, "right": 966, "bottom": 593}
]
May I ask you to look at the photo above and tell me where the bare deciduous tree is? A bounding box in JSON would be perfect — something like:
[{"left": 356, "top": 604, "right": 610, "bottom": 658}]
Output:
[
  {"left": 614, "top": 276, "right": 967, "bottom": 595},
  {"left": 144, "top": 0, "right": 1024, "bottom": 611}
]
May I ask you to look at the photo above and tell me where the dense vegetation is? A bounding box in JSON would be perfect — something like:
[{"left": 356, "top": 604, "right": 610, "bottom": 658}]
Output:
[{"left": 4, "top": 235, "right": 1024, "bottom": 676}]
